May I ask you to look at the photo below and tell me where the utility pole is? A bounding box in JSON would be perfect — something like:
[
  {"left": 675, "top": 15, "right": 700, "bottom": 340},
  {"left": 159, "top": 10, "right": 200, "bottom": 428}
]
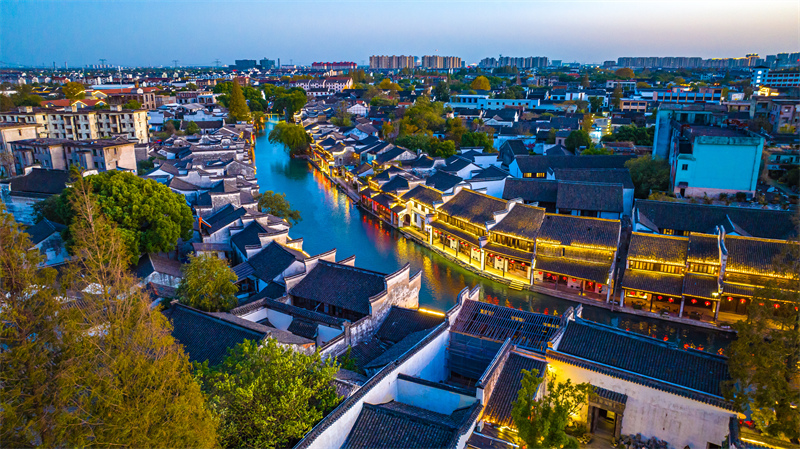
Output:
[
  {"left": 214, "top": 59, "right": 221, "bottom": 68},
  {"left": 172, "top": 59, "right": 179, "bottom": 68}
]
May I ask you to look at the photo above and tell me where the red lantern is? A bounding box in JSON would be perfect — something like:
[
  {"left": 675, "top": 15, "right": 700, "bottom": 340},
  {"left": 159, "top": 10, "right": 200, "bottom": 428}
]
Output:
[
  {"left": 537, "top": 271, "right": 542, "bottom": 275},
  {"left": 727, "top": 296, "right": 732, "bottom": 301},
  {"left": 739, "top": 298, "right": 746, "bottom": 304},
  {"left": 668, "top": 298, "right": 674, "bottom": 303},
  {"left": 571, "top": 278, "right": 577, "bottom": 282},
  {"left": 704, "top": 301, "right": 710, "bottom": 307},
  {"left": 774, "top": 303, "right": 780, "bottom": 309},
  {"left": 562, "top": 276, "right": 567, "bottom": 280},
  {"left": 691, "top": 299, "right": 697, "bottom": 304},
  {"left": 759, "top": 303, "right": 764, "bottom": 306},
  {"left": 658, "top": 295, "right": 663, "bottom": 300}
]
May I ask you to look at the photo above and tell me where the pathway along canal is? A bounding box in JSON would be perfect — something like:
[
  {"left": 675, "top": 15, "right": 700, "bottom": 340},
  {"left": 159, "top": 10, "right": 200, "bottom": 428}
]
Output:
[{"left": 254, "top": 121, "right": 733, "bottom": 354}]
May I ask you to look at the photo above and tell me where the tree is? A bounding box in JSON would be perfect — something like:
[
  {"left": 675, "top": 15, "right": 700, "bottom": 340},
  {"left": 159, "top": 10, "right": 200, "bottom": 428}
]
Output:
[
  {"left": 395, "top": 134, "right": 432, "bottom": 153},
  {"left": 433, "top": 81, "right": 450, "bottom": 102},
  {"left": 185, "top": 121, "right": 200, "bottom": 134},
  {"left": 186, "top": 82, "right": 198, "bottom": 90},
  {"left": 602, "top": 125, "right": 655, "bottom": 146},
  {"left": 0, "top": 94, "right": 14, "bottom": 112},
  {"left": 471, "top": 76, "right": 491, "bottom": 91},
  {"left": 331, "top": 100, "right": 353, "bottom": 127},
  {"left": 227, "top": 79, "right": 252, "bottom": 123},
  {"left": 725, "top": 213, "right": 800, "bottom": 440},
  {"left": 272, "top": 89, "right": 307, "bottom": 121},
  {"left": 511, "top": 369, "right": 593, "bottom": 449},
  {"left": 581, "top": 73, "right": 590, "bottom": 88},
  {"left": 580, "top": 146, "right": 614, "bottom": 155},
  {"left": 546, "top": 128, "right": 557, "bottom": 144},
  {"left": 564, "top": 130, "right": 592, "bottom": 152},
  {"left": 611, "top": 85, "right": 623, "bottom": 109},
  {"left": 122, "top": 99, "right": 142, "bottom": 109},
  {"left": 381, "top": 120, "right": 395, "bottom": 140},
  {"left": 588, "top": 96, "right": 604, "bottom": 113},
  {"left": 614, "top": 68, "right": 635, "bottom": 79},
  {"left": 581, "top": 113, "right": 594, "bottom": 133},
  {"left": 196, "top": 338, "right": 340, "bottom": 448},
  {"left": 269, "top": 121, "right": 311, "bottom": 157},
  {"left": 445, "top": 117, "right": 467, "bottom": 145},
  {"left": 62, "top": 82, "right": 85, "bottom": 100},
  {"left": 636, "top": 81, "right": 652, "bottom": 89},
  {"left": 461, "top": 131, "right": 494, "bottom": 153},
  {"left": 257, "top": 190, "right": 302, "bottom": 224},
  {"left": 624, "top": 155, "right": 670, "bottom": 198},
  {"left": 177, "top": 254, "right": 238, "bottom": 312},
  {"left": 34, "top": 171, "right": 193, "bottom": 260},
  {"left": 428, "top": 139, "right": 457, "bottom": 158}
]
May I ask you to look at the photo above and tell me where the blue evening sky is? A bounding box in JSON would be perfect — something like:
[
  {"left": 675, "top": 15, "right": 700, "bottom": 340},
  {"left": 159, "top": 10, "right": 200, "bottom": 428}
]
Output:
[{"left": 1, "top": 0, "right": 797, "bottom": 68}]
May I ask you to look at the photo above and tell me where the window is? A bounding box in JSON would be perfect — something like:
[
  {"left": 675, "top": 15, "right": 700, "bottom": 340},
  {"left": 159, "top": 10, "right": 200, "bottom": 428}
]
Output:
[{"left": 681, "top": 164, "right": 688, "bottom": 171}]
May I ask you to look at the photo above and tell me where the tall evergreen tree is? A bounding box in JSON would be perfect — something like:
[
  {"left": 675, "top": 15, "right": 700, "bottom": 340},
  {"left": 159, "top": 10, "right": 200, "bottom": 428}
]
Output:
[{"left": 227, "top": 79, "right": 252, "bottom": 123}]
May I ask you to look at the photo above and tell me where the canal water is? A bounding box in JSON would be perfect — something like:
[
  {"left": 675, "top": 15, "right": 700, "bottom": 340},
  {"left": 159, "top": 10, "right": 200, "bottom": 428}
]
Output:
[{"left": 254, "top": 122, "right": 733, "bottom": 354}]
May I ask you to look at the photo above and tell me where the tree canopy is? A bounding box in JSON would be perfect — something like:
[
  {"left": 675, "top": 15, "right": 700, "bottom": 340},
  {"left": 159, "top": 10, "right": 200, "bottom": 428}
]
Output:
[
  {"left": 62, "top": 82, "right": 85, "bottom": 100},
  {"left": 177, "top": 254, "right": 239, "bottom": 312},
  {"left": 122, "top": 99, "right": 142, "bottom": 109},
  {"left": 471, "top": 76, "right": 491, "bottom": 91},
  {"left": 511, "top": 369, "right": 593, "bottom": 449},
  {"left": 257, "top": 190, "right": 302, "bottom": 224},
  {"left": 268, "top": 121, "right": 311, "bottom": 157},
  {"left": 185, "top": 120, "right": 200, "bottom": 134},
  {"left": 564, "top": 130, "right": 592, "bottom": 152},
  {"left": 601, "top": 125, "right": 655, "bottom": 146},
  {"left": 461, "top": 131, "right": 494, "bottom": 153},
  {"left": 227, "top": 80, "right": 252, "bottom": 123},
  {"left": 196, "top": 338, "right": 340, "bottom": 448},
  {"left": 624, "top": 155, "right": 670, "bottom": 199},
  {"left": 614, "top": 68, "right": 635, "bottom": 79},
  {"left": 34, "top": 171, "right": 193, "bottom": 261}
]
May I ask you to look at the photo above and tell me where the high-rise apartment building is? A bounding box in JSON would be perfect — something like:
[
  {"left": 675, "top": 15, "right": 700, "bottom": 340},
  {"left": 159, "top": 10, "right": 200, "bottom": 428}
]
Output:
[
  {"left": 369, "top": 55, "right": 415, "bottom": 70},
  {"left": 420, "top": 55, "right": 462, "bottom": 69},
  {"left": 478, "top": 56, "right": 548, "bottom": 69}
]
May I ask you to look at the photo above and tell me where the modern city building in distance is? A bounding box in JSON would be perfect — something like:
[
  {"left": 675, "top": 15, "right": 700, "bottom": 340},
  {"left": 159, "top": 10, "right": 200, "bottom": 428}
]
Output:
[
  {"left": 311, "top": 61, "right": 357, "bottom": 70},
  {"left": 369, "top": 55, "right": 415, "bottom": 70},
  {"left": 615, "top": 53, "right": 798, "bottom": 69},
  {"left": 478, "top": 56, "right": 549, "bottom": 69},
  {"left": 259, "top": 58, "right": 276, "bottom": 70},
  {"left": 420, "top": 55, "right": 462, "bottom": 69},
  {"left": 751, "top": 67, "right": 800, "bottom": 88}
]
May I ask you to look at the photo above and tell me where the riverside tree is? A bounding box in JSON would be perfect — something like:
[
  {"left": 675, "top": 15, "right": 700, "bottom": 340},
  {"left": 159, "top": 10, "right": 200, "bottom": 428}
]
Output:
[
  {"left": 34, "top": 170, "right": 194, "bottom": 261},
  {"left": 177, "top": 254, "right": 239, "bottom": 312},
  {"left": 196, "top": 338, "right": 340, "bottom": 448},
  {"left": 269, "top": 121, "right": 311, "bottom": 157},
  {"left": 257, "top": 190, "right": 302, "bottom": 224}
]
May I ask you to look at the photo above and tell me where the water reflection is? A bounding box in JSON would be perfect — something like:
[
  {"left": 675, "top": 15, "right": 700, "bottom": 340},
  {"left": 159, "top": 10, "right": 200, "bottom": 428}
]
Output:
[{"left": 254, "top": 122, "right": 733, "bottom": 354}]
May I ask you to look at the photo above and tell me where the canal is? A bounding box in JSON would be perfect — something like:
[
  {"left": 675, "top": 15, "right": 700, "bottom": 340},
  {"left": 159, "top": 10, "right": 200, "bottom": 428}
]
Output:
[{"left": 254, "top": 122, "right": 733, "bottom": 353}]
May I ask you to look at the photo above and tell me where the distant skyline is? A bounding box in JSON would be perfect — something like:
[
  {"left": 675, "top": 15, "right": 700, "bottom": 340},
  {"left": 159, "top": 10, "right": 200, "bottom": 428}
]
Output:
[{"left": 1, "top": 0, "right": 798, "bottom": 68}]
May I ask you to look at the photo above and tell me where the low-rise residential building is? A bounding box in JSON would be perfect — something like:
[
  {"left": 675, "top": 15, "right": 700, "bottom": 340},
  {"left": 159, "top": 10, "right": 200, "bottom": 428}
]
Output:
[
  {"left": 10, "top": 138, "right": 137, "bottom": 174},
  {"left": 0, "top": 122, "right": 42, "bottom": 176},
  {"left": 0, "top": 105, "right": 149, "bottom": 143}
]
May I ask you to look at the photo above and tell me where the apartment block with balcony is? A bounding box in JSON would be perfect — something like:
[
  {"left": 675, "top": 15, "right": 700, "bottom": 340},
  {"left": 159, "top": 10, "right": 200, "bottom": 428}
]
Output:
[
  {"left": 0, "top": 106, "right": 149, "bottom": 143},
  {"left": 10, "top": 138, "right": 137, "bottom": 174}
]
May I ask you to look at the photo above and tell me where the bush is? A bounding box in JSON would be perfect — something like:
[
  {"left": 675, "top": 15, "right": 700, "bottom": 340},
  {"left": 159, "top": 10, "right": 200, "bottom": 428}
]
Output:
[{"left": 735, "top": 192, "right": 747, "bottom": 202}]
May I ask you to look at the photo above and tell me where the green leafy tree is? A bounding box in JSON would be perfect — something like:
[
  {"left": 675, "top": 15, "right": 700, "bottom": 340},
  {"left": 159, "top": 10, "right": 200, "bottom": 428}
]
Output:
[
  {"left": 589, "top": 96, "right": 604, "bottom": 113},
  {"left": 611, "top": 85, "right": 623, "bottom": 109},
  {"left": 227, "top": 79, "right": 252, "bottom": 123},
  {"left": 186, "top": 82, "right": 198, "bottom": 90},
  {"left": 196, "top": 338, "right": 340, "bottom": 448},
  {"left": 395, "top": 134, "right": 432, "bottom": 153},
  {"left": 331, "top": 100, "right": 353, "bottom": 127},
  {"left": 381, "top": 120, "right": 395, "bottom": 140},
  {"left": 601, "top": 125, "right": 655, "bottom": 146},
  {"left": 581, "top": 73, "right": 590, "bottom": 88},
  {"left": 724, "top": 215, "right": 800, "bottom": 440},
  {"left": 445, "top": 117, "right": 467, "bottom": 145},
  {"left": 580, "top": 146, "right": 614, "bottom": 155},
  {"left": 62, "top": 81, "right": 85, "bottom": 100},
  {"left": 471, "top": 76, "right": 491, "bottom": 91},
  {"left": 624, "top": 155, "right": 670, "bottom": 198},
  {"left": 185, "top": 120, "right": 200, "bottom": 134},
  {"left": 428, "top": 139, "right": 457, "bottom": 158},
  {"left": 122, "top": 99, "right": 142, "bottom": 109},
  {"left": 581, "top": 113, "right": 594, "bottom": 133},
  {"left": 257, "top": 190, "right": 302, "bottom": 224},
  {"left": 461, "top": 131, "right": 494, "bottom": 153},
  {"left": 213, "top": 81, "right": 233, "bottom": 94},
  {"left": 0, "top": 94, "right": 15, "bottom": 112},
  {"left": 269, "top": 121, "right": 311, "bottom": 157},
  {"left": 177, "top": 254, "right": 238, "bottom": 312},
  {"left": 397, "top": 96, "right": 445, "bottom": 137},
  {"left": 564, "top": 130, "right": 592, "bottom": 152},
  {"left": 546, "top": 128, "right": 557, "bottom": 144},
  {"left": 273, "top": 89, "right": 307, "bottom": 121},
  {"left": 511, "top": 369, "right": 593, "bottom": 449},
  {"left": 34, "top": 171, "right": 193, "bottom": 260},
  {"left": 433, "top": 81, "right": 450, "bottom": 101}
]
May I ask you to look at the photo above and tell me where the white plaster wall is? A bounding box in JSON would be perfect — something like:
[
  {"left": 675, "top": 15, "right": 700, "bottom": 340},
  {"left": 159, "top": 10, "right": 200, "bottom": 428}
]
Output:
[
  {"left": 548, "top": 359, "right": 735, "bottom": 449},
  {"left": 302, "top": 328, "right": 450, "bottom": 449},
  {"left": 267, "top": 309, "right": 294, "bottom": 331},
  {"left": 396, "top": 379, "right": 478, "bottom": 415},
  {"left": 318, "top": 325, "right": 343, "bottom": 344}
]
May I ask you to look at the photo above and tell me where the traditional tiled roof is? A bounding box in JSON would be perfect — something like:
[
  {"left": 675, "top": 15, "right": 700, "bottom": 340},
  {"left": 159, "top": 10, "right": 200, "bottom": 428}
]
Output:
[
  {"left": 430, "top": 219, "right": 481, "bottom": 246},
  {"left": 1, "top": 168, "right": 70, "bottom": 197},
  {"left": 687, "top": 233, "right": 720, "bottom": 264},
  {"left": 230, "top": 221, "right": 268, "bottom": 255},
  {"left": 593, "top": 386, "right": 628, "bottom": 405},
  {"left": 202, "top": 204, "right": 247, "bottom": 234},
  {"left": 379, "top": 175, "right": 410, "bottom": 194},
  {"left": 375, "top": 307, "right": 445, "bottom": 344},
  {"left": 482, "top": 353, "right": 547, "bottom": 427},
  {"left": 401, "top": 184, "right": 442, "bottom": 208},
  {"left": 342, "top": 401, "right": 479, "bottom": 449},
  {"left": 232, "top": 296, "right": 345, "bottom": 328},
  {"left": 289, "top": 260, "right": 387, "bottom": 316},
  {"left": 490, "top": 203, "right": 546, "bottom": 241},
  {"left": 363, "top": 329, "right": 433, "bottom": 371},
  {"left": 634, "top": 200, "right": 797, "bottom": 239},
  {"left": 452, "top": 299, "right": 563, "bottom": 353},
  {"left": 724, "top": 235, "right": 798, "bottom": 277},
  {"left": 438, "top": 189, "right": 507, "bottom": 225},
  {"left": 537, "top": 214, "right": 620, "bottom": 250},
  {"left": 535, "top": 255, "right": 612, "bottom": 284},
  {"left": 514, "top": 155, "right": 634, "bottom": 175},
  {"left": 502, "top": 178, "right": 558, "bottom": 204},
  {"left": 554, "top": 319, "right": 732, "bottom": 408},
  {"left": 371, "top": 165, "right": 405, "bottom": 182},
  {"left": 245, "top": 241, "right": 306, "bottom": 282},
  {"left": 556, "top": 181, "right": 623, "bottom": 213},
  {"left": 287, "top": 318, "right": 318, "bottom": 340},
  {"left": 24, "top": 218, "right": 65, "bottom": 246},
  {"left": 135, "top": 253, "right": 183, "bottom": 280},
  {"left": 553, "top": 168, "right": 635, "bottom": 190},
  {"left": 627, "top": 233, "right": 689, "bottom": 265},
  {"left": 469, "top": 165, "right": 510, "bottom": 181},
  {"left": 425, "top": 171, "right": 463, "bottom": 192},
  {"left": 682, "top": 273, "right": 719, "bottom": 299},
  {"left": 442, "top": 156, "right": 476, "bottom": 173},
  {"left": 620, "top": 269, "right": 684, "bottom": 297},
  {"left": 163, "top": 303, "right": 266, "bottom": 365}
]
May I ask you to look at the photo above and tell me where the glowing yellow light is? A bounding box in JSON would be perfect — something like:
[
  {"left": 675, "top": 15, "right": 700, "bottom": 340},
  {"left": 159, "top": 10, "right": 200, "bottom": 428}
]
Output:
[{"left": 418, "top": 308, "right": 445, "bottom": 317}]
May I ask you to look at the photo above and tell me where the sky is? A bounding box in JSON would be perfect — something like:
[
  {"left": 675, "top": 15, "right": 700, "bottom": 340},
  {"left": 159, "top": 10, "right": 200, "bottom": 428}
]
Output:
[{"left": 1, "top": 0, "right": 798, "bottom": 68}]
